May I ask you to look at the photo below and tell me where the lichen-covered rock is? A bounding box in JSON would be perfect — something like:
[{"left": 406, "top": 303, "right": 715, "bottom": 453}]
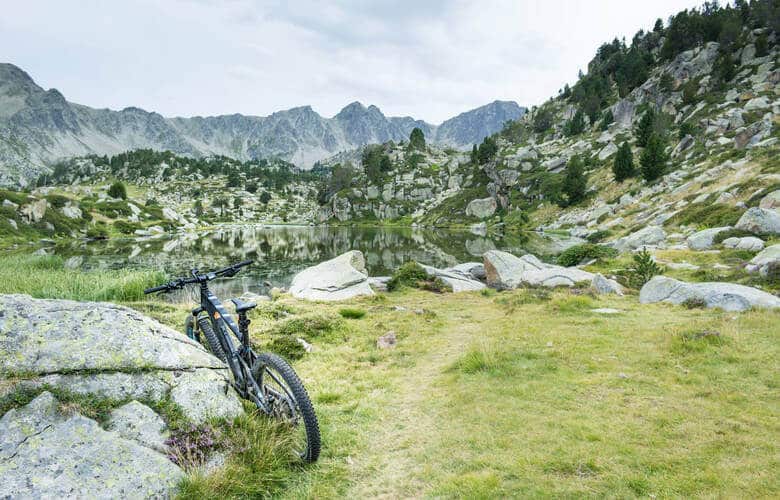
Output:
[
  {"left": 420, "top": 264, "right": 486, "bottom": 292},
  {"left": 592, "top": 273, "right": 624, "bottom": 295},
  {"left": 0, "top": 294, "right": 244, "bottom": 424},
  {"left": 520, "top": 267, "right": 594, "bottom": 287},
  {"left": 108, "top": 401, "right": 169, "bottom": 453},
  {"left": 483, "top": 251, "right": 546, "bottom": 289},
  {"left": 465, "top": 197, "right": 497, "bottom": 219},
  {"left": 759, "top": 190, "right": 780, "bottom": 210},
  {"left": 735, "top": 207, "right": 780, "bottom": 235},
  {"left": 639, "top": 276, "right": 780, "bottom": 311},
  {"left": 289, "top": 250, "right": 374, "bottom": 301},
  {"left": 745, "top": 244, "right": 780, "bottom": 276},
  {"left": 168, "top": 368, "right": 244, "bottom": 423},
  {"left": 0, "top": 392, "right": 183, "bottom": 499},
  {"left": 686, "top": 226, "right": 732, "bottom": 250},
  {"left": 609, "top": 226, "right": 667, "bottom": 252},
  {"left": 483, "top": 251, "right": 595, "bottom": 289},
  {"left": 722, "top": 236, "right": 765, "bottom": 252},
  {"left": 0, "top": 294, "right": 223, "bottom": 375}
]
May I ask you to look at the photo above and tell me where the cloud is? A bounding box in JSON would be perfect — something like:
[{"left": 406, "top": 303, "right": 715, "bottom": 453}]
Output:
[{"left": 0, "top": 0, "right": 701, "bottom": 123}]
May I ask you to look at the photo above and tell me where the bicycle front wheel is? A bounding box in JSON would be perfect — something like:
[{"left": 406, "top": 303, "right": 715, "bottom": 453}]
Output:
[{"left": 251, "top": 353, "right": 320, "bottom": 463}]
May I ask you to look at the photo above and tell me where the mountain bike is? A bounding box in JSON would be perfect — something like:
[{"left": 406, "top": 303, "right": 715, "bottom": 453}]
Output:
[{"left": 144, "top": 260, "right": 320, "bottom": 463}]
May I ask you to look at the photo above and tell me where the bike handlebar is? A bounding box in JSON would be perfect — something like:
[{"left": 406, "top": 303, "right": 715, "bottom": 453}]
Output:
[{"left": 143, "top": 260, "right": 254, "bottom": 294}]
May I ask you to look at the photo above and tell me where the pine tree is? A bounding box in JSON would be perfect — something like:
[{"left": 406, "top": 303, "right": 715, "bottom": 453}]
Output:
[
  {"left": 635, "top": 108, "right": 655, "bottom": 147},
  {"left": 562, "top": 155, "right": 587, "bottom": 206},
  {"left": 409, "top": 127, "right": 426, "bottom": 150},
  {"left": 640, "top": 133, "right": 668, "bottom": 182},
  {"left": 564, "top": 110, "right": 586, "bottom": 136},
  {"left": 613, "top": 142, "right": 635, "bottom": 182}
]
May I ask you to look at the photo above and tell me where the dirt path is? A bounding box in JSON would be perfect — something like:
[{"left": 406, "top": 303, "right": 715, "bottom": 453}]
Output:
[{"left": 347, "top": 308, "right": 490, "bottom": 498}]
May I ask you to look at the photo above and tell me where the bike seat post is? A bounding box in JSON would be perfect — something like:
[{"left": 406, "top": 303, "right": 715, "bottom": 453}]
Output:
[{"left": 238, "top": 311, "right": 251, "bottom": 349}]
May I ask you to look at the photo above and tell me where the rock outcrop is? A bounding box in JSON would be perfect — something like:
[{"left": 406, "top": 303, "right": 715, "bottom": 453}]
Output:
[
  {"left": 609, "top": 226, "right": 667, "bottom": 252},
  {"left": 0, "top": 391, "right": 184, "bottom": 498},
  {"left": 639, "top": 276, "right": 780, "bottom": 311},
  {"left": 420, "top": 264, "right": 486, "bottom": 292},
  {"left": 289, "top": 250, "right": 374, "bottom": 301},
  {"left": 745, "top": 244, "right": 780, "bottom": 276},
  {"left": 0, "top": 294, "right": 244, "bottom": 423},
  {"left": 735, "top": 207, "right": 780, "bottom": 235},
  {"left": 483, "top": 250, "right": 594, "bottom": 289},
  {"left": 686, "top": 226, "right": 732, "bottom": 250}
]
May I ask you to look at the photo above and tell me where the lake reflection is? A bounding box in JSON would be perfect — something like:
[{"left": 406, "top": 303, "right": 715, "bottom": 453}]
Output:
[{"left": 53, "top": 225, "right": 582, "bottom": 297}]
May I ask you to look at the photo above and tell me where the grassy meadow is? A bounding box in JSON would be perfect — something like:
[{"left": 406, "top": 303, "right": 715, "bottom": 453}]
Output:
[{"left": 1, "top": 255, "right": 779, "bottom": 498}]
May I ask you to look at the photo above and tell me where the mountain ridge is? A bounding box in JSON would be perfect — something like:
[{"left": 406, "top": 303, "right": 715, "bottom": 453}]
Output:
[{"left": 0, "top": 63, "right": 525, "bottom": 186}]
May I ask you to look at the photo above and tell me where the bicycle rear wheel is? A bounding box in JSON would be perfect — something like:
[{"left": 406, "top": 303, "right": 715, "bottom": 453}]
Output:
[
  {"left": 251, "top": 353, "right": 320, "bottom": 463},
  {"left": 197, "top": 318, "right": 227, "bottom": 362}
]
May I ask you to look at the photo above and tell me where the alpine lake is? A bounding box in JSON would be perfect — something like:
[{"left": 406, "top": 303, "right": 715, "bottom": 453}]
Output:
[{"left": 47, "top": 224, "right": 582, "bottom": 299}]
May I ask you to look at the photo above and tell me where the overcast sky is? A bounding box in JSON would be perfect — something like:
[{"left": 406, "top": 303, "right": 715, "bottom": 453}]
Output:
[{"left": 1, "top": 0, "right": 702, "bottom": 123}]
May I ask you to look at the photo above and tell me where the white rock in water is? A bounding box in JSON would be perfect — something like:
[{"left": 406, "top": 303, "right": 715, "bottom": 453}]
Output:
[
  {"left": 639, "top": 276, "right": 780, "bottom": 311},
  {"left": 289, "top": 250, "right": 374, "bottom": 301}
]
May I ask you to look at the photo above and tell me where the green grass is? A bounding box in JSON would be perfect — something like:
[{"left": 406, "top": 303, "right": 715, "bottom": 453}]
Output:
[
  {"left": 338, "top": 307, "right": 366, "bottom": 319},
  {"left": 177, "top": 411, "right": 298, "bottom": 498},
  {"left": 132, "top": 288, "right": 779, "bottom": 498},
  {"left": 665, "top": 202, "right": 744, "bottom": 229},
  {"left": 2, "top": 252, "right": 779, "bottom": 498},
  {"left": 0, "top": 254, "right": 165, "bottom": 301}
]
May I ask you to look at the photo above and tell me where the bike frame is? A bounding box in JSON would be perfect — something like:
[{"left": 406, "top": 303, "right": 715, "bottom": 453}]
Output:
[{"left": 191, "top": 278, "right": 272, "bottom": 412}]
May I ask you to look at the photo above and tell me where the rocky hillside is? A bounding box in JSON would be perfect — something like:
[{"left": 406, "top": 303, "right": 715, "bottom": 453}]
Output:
[
  {"left": 0, "top": 62, "right": 525, "bottom": 187},
  {"left": 318, "top": 5, "right": 779, "bottom": 244}
]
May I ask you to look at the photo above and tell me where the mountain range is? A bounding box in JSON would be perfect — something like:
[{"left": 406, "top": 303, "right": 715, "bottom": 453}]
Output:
[{"left": 0, "top": 63, "right": 525, "bottom": 186}]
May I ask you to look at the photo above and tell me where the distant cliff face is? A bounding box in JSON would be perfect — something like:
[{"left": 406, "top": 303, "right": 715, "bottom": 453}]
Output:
[
  {"left": 0, "top": 63, "right": 525, "bottom": 186},
  {"left": 435, "top": 100, "right": 526, "bottom": 147}
]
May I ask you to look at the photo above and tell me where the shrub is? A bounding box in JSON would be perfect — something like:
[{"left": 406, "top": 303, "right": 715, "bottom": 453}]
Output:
[
  {"left": 627, "top": 248, "right": 664, "bottom": 288},
  {"left": 586, "top": 230, "right": 613, "bottom": 243},
  {"left": 46, "top": 194, "right": 70, "bottom": 208},
  {"left": 107, "top": 181, "right": 127, "bottom": 200},
  {"left": 557, "top": 243, "right": 618, "bottom": 267},
  {"left": 564, "top": 110, "right": 586, "bottom": 136},
  {"left": 113, "top": 220, "right": 139, "bottom": 235},
  {"left": 86, "top": 225, "right": 108, "bottom": 240},
  {"left": 681, "top": 297, "right": 707, "bottom": 309},
  {"left": 166, "top": 423, "right": 219, "bottom": 468},
  {"left": 339, "top": 308, "right": 366, "bottom": 319},
  {"left": 269, "top": 313, "right": 339, "bottom": 339},
  {"left": 387, "top": 262, "right": 429, "bottom": 291},
  {"left": 266, "top": 335, "right": 307, "bottom": 361},
  {"left": 678, "top": 121, "right": 697, "bottom": 139},
  {"left": 681, "top": 79, "right": 698, "bottom": 105},
  {"left": 418, "top": 277, "right": 452, "bottom": 294}
]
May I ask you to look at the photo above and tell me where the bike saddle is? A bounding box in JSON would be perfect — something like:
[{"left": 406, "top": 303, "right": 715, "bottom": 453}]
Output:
[{"left": 231, "top": 298, "right": 257, "bottom": 313}]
